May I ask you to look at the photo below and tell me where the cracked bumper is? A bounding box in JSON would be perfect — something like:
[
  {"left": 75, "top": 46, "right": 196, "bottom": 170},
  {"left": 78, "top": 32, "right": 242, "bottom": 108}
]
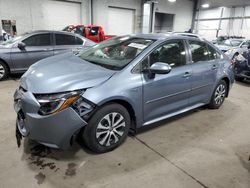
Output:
[{"left": 14, "top": 89, "right": 87, "bottom": 149}]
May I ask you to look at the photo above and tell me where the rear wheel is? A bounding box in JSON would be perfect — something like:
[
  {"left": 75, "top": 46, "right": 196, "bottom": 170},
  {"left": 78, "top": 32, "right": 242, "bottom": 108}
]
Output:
[
  {"left": 0, "top": 61, "right": 9, "bottom": 81},
  {"left": 82, "top": 103, "right": 130, "bottom": 153},
  {"left": 209, "top": 80, "right": 228, "bottom": 109}
]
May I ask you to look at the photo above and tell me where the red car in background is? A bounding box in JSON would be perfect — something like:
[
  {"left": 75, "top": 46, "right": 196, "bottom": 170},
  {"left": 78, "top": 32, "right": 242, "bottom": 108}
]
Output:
[{"left": 63, "top": 25, "right": 114, "bottom": 43}]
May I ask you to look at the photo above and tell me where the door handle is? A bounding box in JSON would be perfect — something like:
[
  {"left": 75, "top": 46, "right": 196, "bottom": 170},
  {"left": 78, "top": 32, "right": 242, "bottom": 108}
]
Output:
[
  {"left": 182, "top": 72, "right": 192, "bottom": 78},
  {"left": 211, "top": 64, "right": 218, "bottom": 70}
]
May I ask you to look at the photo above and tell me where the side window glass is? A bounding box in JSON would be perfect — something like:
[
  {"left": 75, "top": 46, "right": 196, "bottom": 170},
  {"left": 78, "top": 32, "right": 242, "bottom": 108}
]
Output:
[
  {"left": 89, "top": 27, "right": 99, "bottom": 36},
  {"left": 189, "top": 41, "right": 209, "bottom": 63},
  {"left": 55, "top": 34, "right": 76, "bottom": 45},
  {"left": 73, "top": 27, "right": 85, "bottom": 36},
  {"left": 75, "top": 37, "right": 83, "bottom": 45},
  {"left": 23, "top": 34, "right": 51, "bottom": 46},
  {"left": 243, "top": 41, "right": 250, "bottom": 46},
  {"left": 145, "top": 40, "right": 186, "bottom": 68},
  {"left": 207, "top": 45, "right": 220, "bottom": 60}
]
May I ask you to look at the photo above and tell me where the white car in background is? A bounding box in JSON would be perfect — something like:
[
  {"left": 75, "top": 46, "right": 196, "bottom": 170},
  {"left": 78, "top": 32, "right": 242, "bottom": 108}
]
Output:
[{"left": 215, "top": 39, "right": 250, "bottom": 59}]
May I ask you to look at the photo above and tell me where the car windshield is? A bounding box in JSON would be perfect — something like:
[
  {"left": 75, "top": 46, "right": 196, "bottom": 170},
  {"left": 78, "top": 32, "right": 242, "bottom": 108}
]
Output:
[
  {"left": 78, "top": 36, "right": 155, "bottom": 70},
  {"left": 221, "top": 39, "right": 243, "bottom": 47},
  {"left": 0, "top": 35, "right": 23, "bottom": 46}
]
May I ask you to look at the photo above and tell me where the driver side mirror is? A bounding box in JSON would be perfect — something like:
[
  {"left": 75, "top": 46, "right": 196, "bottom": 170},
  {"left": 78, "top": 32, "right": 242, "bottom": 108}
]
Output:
[
  {"left": 147, "top": 62, "right": 172, "bottom": 79},
  {"left": 17, "top": 42, "right": 26, "bottom": 50}
]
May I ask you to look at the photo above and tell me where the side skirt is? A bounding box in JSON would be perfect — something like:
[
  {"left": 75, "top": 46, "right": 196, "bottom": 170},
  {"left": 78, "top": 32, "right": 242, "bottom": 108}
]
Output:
[{"left": 143, "top": 103, "right": 206, "bottom": 126}]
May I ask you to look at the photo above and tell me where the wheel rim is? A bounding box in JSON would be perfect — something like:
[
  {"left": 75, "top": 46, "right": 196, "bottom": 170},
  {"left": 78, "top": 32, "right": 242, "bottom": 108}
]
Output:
[
  {"left": 0, "top": 64, "right": 5, "bottom": 79},
  {"left": 96, "top": 112, "right": 126, "bottom": 147},
  {"left": 214, "top": 84, "right": 226, "bottom": 105}
]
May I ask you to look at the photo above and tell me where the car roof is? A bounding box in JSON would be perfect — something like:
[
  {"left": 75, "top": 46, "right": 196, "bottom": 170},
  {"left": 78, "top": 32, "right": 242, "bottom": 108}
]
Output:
[
  {"left": 26, "top": 30, "right": 74, "bottom": 35},
  {"left": 127, "top": 33, "right": 205, "bottom": 41},
  {"left": 22, "top": 30, "right": 88, "bottom": 40}
]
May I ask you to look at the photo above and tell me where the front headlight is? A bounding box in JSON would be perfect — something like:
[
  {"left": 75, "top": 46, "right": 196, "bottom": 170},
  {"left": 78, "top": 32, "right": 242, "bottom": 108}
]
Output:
[{"left": 35, "top": 91, "right": 83, "bottom": 115}]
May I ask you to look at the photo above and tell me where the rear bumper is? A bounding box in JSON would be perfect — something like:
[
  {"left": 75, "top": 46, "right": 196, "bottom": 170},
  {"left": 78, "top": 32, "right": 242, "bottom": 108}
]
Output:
[
  {"left": 234, "top": 71, "right": 250, "bottom": 79},
  {"left": 14, "top": 89, "right": 87, "bottom": 149}
]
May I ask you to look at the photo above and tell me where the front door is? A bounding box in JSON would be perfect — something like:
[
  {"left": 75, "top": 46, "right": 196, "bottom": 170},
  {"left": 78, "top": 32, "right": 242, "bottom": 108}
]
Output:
[
  {"left": 11, "top": 33, "right": 53, "bottom": 72},
  {"left": 142, "top": 39, "right": 192, "bottom": 124}
]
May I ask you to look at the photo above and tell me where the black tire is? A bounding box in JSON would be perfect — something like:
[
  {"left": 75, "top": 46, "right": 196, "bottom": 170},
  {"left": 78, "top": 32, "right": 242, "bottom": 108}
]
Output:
[
  {"left": 208, "top": 80, "right": 228, "bottom": 109},
  {"left": 0, "top": 61, "right": 9, "bottom": 81},
  {"left": 235, "top": 76, "right": 244, "bottom": 82},
  {"left": 82, "top": 103, "right": 131, "bottom": 153}
]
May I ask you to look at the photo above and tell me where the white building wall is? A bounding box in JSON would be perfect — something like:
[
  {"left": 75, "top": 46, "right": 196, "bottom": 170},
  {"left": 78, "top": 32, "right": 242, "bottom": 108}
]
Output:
[
  {"left": 0, "top": 0, "right": 85, "bottom": 35},
  {"left": 195, "top": 6, "right": 250, "bottom": 40},
  {"left": 154, "top": 0, "right": 194, "bottom": 32},
  {"left": 92, "top": 0, "right": 142, "bottom": 34},
  {"left": 0, "top": 0, "right": 194, "bottom": 36}
]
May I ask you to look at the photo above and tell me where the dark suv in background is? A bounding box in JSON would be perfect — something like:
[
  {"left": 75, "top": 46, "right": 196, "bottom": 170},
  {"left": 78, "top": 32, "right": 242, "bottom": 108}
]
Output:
[{"left": 0, "top": 30, "right": 95, "bottom": 80}]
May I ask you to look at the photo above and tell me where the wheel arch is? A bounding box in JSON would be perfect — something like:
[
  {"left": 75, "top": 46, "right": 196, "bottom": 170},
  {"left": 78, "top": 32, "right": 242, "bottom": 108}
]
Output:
[
  {"left": 98, "top": 99, "right": 137, "bottom": 131},
  {"left": 221, "top": 76, "right": 230, "bottom": 97},
  {"left": 0, "top": 58, "right": 10, "bottom": 72}
]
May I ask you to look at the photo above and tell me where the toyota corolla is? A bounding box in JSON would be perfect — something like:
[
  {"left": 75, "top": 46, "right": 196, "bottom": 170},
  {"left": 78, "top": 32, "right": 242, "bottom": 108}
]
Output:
[{"left": 14, "top": 34, "right": 234, "bottom": 153}]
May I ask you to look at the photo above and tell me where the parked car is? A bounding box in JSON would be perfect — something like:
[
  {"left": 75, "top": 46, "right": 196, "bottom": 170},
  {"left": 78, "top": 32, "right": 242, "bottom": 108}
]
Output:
[
  {"left": 234, "top": 50, "right": 250, "bottom": 81},
  {"left": 63, "top": 25, "right": 114, "bottom": 43},
  {"left": 0, "top": 30, "right": 95, "bottom": 80},
  {"left": 215, "top": 38, "right": 250, "bottom": 59},
  {"left": 14, "top": 34, "right": 234, "bottom": 153}
]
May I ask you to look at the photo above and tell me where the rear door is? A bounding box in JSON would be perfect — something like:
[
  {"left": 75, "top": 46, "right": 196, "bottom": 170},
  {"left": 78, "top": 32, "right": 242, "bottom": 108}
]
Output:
[
  {"left": 142, "top": 39, "right": 192, "bottom": 124},
  {"left": 53, "top": 33, "right": 84, "bottom": 56},
  {"left": 11, "top": 33, "right": 53, "bottom": 71},
  {"left": 187, "top": 40, "right": 220, "bottom": 105}
]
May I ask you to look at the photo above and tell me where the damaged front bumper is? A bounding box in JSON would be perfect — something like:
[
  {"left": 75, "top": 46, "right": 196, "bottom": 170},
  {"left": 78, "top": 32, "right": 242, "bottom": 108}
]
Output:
[{"left": 14, "top": 88, "right": 87, "bottom": 149}]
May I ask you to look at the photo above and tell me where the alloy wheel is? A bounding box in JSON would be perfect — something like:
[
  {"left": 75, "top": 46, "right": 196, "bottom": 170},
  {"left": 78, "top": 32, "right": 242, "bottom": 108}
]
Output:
[
  {"left": 0, "top": 64, "right": 5, "bottom": 79},
  {"left": 214, "top": 84, "right": 226, "bottom": 105},
  {"left": 96, "top": 112, "right": 126, "bottom": 147}
]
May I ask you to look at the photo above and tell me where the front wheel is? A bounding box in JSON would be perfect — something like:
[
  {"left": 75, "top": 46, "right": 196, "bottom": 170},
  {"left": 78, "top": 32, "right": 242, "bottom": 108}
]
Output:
[
  {"left": 81, "top": 103, "right": 131, "bottom": 153},
  {"left": 209, "top": 80, "right": 228, "bottom": 109}
]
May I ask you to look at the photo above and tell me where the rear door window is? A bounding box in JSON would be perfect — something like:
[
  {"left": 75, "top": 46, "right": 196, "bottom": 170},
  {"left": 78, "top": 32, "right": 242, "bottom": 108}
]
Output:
[
  {"left": 207, "top": 45, "right": 221, "bottom": 60},
  {"left": 189, "top": 41, "right": 209, "bottom": 63},
  {"left": 55, "top": 34, "right": 78, "bottom": 45}
]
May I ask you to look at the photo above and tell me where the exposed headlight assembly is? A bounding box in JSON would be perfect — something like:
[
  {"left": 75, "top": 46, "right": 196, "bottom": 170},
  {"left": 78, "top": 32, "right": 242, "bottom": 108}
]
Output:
[
  {"left": 35, "top": 91, "right": 83, "bottom": 115},
  {"left": 72, "top": 97, "right": 95, "bottom": 119}
]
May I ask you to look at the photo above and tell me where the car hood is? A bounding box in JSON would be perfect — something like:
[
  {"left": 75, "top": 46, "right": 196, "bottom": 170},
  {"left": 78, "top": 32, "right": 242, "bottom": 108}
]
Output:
[
  {"left": 20, "top": 53, "right": 116, "bottom": 94},
  {"left": 216, "top": 45, "right": 236, "bottom": 51},
  {"left": 0, "top": 44, "right": 11, "bottom": 49}
]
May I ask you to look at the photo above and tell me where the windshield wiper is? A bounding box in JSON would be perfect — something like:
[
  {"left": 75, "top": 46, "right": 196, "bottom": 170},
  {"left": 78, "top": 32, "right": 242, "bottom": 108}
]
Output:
[{"left": 82, "top": 59, "right": 120, "bottom": 70}]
